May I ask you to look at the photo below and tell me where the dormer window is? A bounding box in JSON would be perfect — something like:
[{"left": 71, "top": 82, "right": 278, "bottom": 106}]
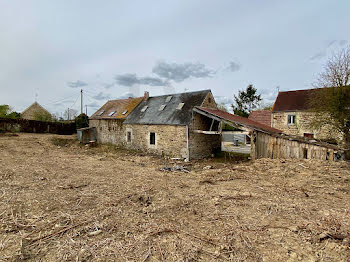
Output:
[
  {"left": 108, "top": 111, "right": 116, "bottom": 116},
  {"left": 165, "top": 96, "right": 172, "bottom": 103},
  {"left": 159, "top": 104, "right": 166, "bottom": 111},
  {"left": 141, "top": 105, "right": 148, "bottom": 112},
  {"left": 122, "top": 110, "right": 128, "bottom": 115},
  {"left": 97, "top": 110, "right": 104, "bottom": 116}
]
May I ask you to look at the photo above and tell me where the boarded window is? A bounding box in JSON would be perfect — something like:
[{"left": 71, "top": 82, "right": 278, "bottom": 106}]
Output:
[
  {"left": 150, "top": 132, "right": 155, "bottom": 145},
  {"left": 165, "top": 96, "right": 172, "bottom": 102},
  {"left": 176, "top": 103, "right": 185, "bottom": 110},
  {"left": 288, "top": 115, "right": 296, "bottom": 125},
  {"left": 127, "top": 131, "right": 132, "bottom": 142},
  {"left": 141, "top": 105, "right": 148, "bottom": 112},
  {"left": 159, "top": 105, "right": 166, "bottom": 111}
]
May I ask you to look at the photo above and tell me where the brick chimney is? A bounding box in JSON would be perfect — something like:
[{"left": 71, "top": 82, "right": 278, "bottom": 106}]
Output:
[{"left": 144, "top": 91, "right": 149, "bottom": 101}]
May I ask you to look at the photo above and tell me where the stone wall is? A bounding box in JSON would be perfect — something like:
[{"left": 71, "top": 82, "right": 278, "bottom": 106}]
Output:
[
  {"left": 189, "top": 113, "right": 221, "bottom": 159},
  {"left": 124, "top": 124, "right": 188, "bottom": 158},
  {"left": 271, "top": 111, "right": 338, "bottom": 140},
  {"left": 89, "top": 119, "right": 125, "bottom": 145},
  {"left": 201, "top": 92, "right": 217, "bottom": 108}
]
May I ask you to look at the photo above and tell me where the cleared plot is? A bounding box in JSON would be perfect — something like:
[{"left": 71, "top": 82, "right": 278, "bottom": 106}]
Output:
[{"left": 0, "top": 134, "right": 349, "bottom": 261}]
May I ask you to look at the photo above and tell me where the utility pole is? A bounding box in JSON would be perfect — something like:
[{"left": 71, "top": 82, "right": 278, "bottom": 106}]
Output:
[
  {"left": 85, "top": 105, "right": 88, "bottom": 115},
  {"left": 67, "top": 108, "right": 70, "bottom": 121},
  {"left": 80, "top": 89, "right": 83, "bottom": 115}
]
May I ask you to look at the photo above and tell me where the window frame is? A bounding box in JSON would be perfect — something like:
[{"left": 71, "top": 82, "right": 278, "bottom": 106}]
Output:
[
  {"left": 287, "top": 114, "right": 296, "bottom": 125},
  {"left": 149, "top": 132, "right": 156, "bottom": 145}
]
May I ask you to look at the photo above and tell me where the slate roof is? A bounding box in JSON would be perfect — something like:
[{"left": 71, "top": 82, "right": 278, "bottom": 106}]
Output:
[
  {"left": 124, "top": 90, "right": 211, "bottom": 125},
  {"left": 90, "top": 97, "right": 144, "bottom": 120},
  {"left": 196, "top": 107, "right": 282, "bottom": 134},
  {"left": 272, "top": 88, "right": 322, "bottom": 112},
  {"left": 248, "top": 110, "right": 271, "bottom": 126}
]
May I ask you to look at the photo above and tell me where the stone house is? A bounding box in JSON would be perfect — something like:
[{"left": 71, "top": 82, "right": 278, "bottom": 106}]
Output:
[
  {"left": 21, "top": 102, "right": 52, "bottom": 120},
  {"left": 271, "top": 88, "right": 336, "bottom": 140},
  {"left": 90, "top": 90, "right": 220, "bottom": 159}
]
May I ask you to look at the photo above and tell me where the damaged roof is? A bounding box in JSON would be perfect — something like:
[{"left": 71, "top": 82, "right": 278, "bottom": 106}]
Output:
[
  {"left": 90, "top": 97, "right": 144, "bottom": 120},
  {"left": 124, "top": 90, "right": 211, "bottom": 125},
  {"left": 248, "top": 110, "right": 271, "bottom": 127},
  {"left": 195, "top": 107, "right": 282, "bottom": 134}
]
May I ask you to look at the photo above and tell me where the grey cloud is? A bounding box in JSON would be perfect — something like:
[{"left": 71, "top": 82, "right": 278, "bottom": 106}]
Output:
[
  {"left": 227, "top": 61, "right": 241, "bottom": 72},
  {"left": 67, "top": 80, "right": 88, "bottom": 88},
  {"left": 115, "top": 74, "right": 139, "bottom": 87},
  {"left": 115, "top": 74, "right": 168, "bottom": 87},
  {"left": 139, "top": 76, "right": 168, "bottom": 86},
  {"left": 310, "top": 50, "right": 327, "bottom": 61},
  {"left": 152, "top": 61, "right": 213, "bottom": 82},
  {"left": 92, "top": 92, "right": 111, "bottom": 100}
]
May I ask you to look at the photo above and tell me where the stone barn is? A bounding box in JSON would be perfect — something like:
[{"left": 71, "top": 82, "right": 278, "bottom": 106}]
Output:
[
  {"left": 90, "top": 90, "right": 221, "bottom": 159},
  {"left": 21, "top": 102, "right": 52, "bottom": 120}
]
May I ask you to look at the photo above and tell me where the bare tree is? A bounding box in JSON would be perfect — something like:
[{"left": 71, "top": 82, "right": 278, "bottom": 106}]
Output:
[
  {"left": 63, "top": 108, "right": 78, "bottom": 120},
  {"left": 310, "top": 46, "right": 350, "bottom": 158}
]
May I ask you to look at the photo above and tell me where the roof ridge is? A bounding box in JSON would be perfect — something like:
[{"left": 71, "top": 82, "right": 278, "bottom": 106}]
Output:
[{"left": 149, "top": 89, "right": 211, "bottom": 98}]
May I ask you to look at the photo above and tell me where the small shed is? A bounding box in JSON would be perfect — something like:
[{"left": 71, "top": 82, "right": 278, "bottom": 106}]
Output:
[{"left": 77, "top": 127, "right": 97, "bottom": 144}]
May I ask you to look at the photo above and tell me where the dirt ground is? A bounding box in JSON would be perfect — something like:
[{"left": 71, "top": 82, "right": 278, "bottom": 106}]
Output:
[{"left": 0, "top": 133, "right": 349, "bottom": 261}]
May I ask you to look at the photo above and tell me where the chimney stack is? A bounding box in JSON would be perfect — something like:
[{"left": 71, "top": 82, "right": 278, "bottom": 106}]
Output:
[{"left": 144, "top": 91, "right": 149, "bottom": 101}]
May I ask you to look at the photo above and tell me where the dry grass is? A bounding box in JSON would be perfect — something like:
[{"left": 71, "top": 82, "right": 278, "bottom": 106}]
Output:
[{"left": 0, "top": 133, "right": 349, "bottom": 261}]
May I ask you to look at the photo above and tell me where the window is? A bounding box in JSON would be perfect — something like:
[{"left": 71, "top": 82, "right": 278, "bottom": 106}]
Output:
[
  {"left": 288, "top": 115, "right": 296, "bottom": 125},
  {"left": 165, "top": 96, "right": 172, "bottom": 102},
  {"left": 108, "top": 111, "right": 116, "bottom": 116},
  {"left": 127, "top": 131, "right": 132, "bottom": 143},
  {"left": 159, "top": 104, "right": 166, "bottom": 111},
  {"left": 97, "top": 110, "right": 104, "bottom": 116},
  {"left": 141, "top": 105, "right": 148, "bottom": 112},
  {"left": 122, "top": 110, "right": 128, "bottom": 115},
  {"left": 150, "top": 132, "right": 155, "bottom": 145},
  {"left": 176, "top": 103, "right": 185, "bottom": 110}
]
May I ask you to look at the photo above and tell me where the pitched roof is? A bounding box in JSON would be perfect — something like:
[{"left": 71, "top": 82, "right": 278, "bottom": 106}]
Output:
[
  {"left": 272, "top": 88, "right": 322, "bottom": 112},
  {"left": 124, "top": 90, "right": 211, "bottom": 125},
  {"left": 22, "top": 102, "right": 50, "bottom": 115},
  {"left": 248, "top": 110, "right": 271, "bottom": 126},
  {"left": 90, "top": 97, "right": 144, "bottom": 120},
  {"left": 196, "top": 107, "right": 282, "bottom": 134}
]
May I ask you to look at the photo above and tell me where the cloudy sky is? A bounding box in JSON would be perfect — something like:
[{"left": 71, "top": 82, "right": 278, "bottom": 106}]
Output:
[{"left": 1, "top": 0, "right": 349, "bottom": 116}]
